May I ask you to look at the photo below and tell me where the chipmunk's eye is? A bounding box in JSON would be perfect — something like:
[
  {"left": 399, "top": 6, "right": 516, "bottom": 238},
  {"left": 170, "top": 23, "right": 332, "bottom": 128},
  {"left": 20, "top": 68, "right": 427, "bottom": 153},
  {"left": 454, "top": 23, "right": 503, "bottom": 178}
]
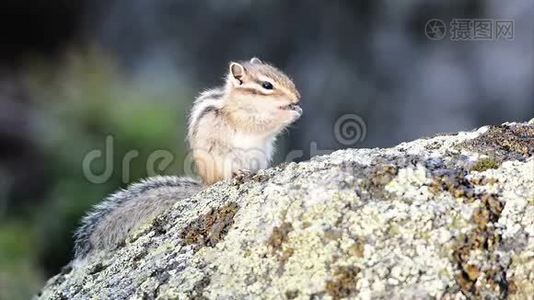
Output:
[{"left": 261, "top": 81, "right": 273, "bottom": 90}]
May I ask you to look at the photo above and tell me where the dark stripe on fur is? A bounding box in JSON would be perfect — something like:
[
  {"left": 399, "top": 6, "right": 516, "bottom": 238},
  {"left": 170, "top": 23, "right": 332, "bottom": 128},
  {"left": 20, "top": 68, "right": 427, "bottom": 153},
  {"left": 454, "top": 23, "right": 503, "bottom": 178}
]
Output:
[{"left": 191, "top": 105, "right": 219, "bottom": 140}]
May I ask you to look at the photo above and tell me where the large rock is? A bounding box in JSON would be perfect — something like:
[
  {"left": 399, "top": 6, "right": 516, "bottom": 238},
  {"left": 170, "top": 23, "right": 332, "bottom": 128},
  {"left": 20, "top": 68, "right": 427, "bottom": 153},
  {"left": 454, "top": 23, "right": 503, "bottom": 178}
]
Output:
[{"left": 38, "top": 121, "right": 534, "bottom": 299}]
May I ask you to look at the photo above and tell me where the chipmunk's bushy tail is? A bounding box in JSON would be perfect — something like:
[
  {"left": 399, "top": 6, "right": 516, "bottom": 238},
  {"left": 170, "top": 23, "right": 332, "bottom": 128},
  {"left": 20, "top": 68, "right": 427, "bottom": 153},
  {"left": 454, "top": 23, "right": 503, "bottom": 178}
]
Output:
[{"left": 73, "top": 176, "right": 201, "bottom": 262}]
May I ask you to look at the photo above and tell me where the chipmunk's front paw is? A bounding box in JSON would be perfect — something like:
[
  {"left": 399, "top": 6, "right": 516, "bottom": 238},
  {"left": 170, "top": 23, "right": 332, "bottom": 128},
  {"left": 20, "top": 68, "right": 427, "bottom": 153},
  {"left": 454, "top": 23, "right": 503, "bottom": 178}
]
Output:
[{"left": 232, "top": 169, "right": 255, "bottom": 185}]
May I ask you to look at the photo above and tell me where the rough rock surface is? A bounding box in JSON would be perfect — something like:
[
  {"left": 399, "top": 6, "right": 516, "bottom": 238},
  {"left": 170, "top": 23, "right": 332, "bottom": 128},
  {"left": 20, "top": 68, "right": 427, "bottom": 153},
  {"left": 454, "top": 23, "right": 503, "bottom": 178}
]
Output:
[{"left": 38, "top": 121, "right": 534, "bottom": 300}]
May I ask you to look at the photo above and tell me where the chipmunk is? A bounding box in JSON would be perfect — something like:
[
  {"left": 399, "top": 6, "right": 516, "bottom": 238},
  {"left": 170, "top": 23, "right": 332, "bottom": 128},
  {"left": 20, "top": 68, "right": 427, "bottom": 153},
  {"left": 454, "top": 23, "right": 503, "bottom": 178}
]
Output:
[
  {"left": 73, "top": 58, "right": 301, "bottom": 263},
  {"left": 188, "top": 57, "right": 301, "bottom": 184}
]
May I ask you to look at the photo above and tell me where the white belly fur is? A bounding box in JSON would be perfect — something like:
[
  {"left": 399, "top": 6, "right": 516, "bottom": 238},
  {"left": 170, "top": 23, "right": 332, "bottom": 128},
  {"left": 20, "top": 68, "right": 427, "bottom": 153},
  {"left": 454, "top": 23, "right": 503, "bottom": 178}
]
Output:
[{"left": 226, "top": 132, "right": 274, "bottom": 173}]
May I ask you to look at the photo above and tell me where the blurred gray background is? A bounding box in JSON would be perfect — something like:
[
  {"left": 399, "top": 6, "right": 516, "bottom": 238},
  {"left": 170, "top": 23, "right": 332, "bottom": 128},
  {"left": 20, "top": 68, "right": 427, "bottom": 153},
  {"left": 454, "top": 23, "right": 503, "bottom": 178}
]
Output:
[
  {"left": 89, "top": 0, "right": 534, "bottom": 148},
  {"left": 0, "top": 0, "right": 532, "bottom": 298}
]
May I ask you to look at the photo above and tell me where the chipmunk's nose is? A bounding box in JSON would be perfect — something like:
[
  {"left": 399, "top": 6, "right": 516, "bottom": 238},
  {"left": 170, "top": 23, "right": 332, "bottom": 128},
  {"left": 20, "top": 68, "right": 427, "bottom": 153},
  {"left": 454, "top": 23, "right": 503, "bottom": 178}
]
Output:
[{"left": 293, "top": 105, "right": 303, "bottom": 116}]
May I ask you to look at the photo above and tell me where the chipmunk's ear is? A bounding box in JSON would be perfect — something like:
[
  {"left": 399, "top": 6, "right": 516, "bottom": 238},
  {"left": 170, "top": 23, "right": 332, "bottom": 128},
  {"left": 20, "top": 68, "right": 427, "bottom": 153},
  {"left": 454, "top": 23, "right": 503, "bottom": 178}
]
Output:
[
  {"left": 250, "top": 57, "right": 262, "bottom": 64},
  {"left": 229, "top": 62, "right": 245, "bottom": 85}
]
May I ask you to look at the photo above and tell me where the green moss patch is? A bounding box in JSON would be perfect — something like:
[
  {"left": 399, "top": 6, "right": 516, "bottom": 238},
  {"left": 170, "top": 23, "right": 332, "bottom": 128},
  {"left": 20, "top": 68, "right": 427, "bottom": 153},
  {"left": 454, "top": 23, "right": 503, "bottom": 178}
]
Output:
[
  {"left": 325, "top": 266, "right": 360, "bottom": 300},
  {"left": 285, "top": 289, "right": 299, "bottom": 299},
  {"left": 267, "top": 222, "right": 295, "bottom": 273},
  {"left": 460, "top": 124, "right": 534, "bottom": 161},
  {"left": 471, "top": 157, "right": 500, "bottom": 172},
  {"left": 267, "top": 222, "right": 293, "bottom": 252},
  {"left": 429, "top": 163, "right": 510, "bottom": 298},
  {"left": 179, "top": 202, "right": 239, "bottom": 248}
]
